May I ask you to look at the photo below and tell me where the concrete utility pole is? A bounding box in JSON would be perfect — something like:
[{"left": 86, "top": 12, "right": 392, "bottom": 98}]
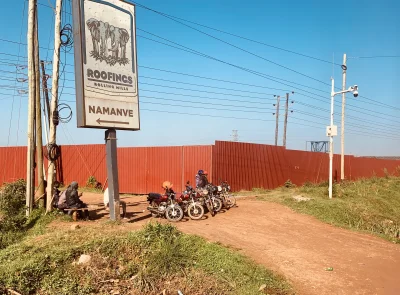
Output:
[
  {"left": 340, "top": 53, "right": 347, "bottom": 181},
  {"left": 46, "top": 0, "right": 63, "bottom": 212},
  {"left": 26, "top": 0, "right": 37, "bottom": 216},
  {"left": 283, "top": 93, "right": 289, "bottom": 148},
  {"left": 328, "top": 79, "right": 335, "bottom": 199},
  {"left": 274, "top": 95, "right": 280, "bottom": 146},
  {"left": 34, "top": 7, "right": 45, "bottom": 206},
  {"left": 231, "top": 130, "right": 238, "bottom": 142}
]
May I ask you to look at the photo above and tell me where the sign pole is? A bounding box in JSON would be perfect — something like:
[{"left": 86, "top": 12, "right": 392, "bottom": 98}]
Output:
[
  {"left": 72, "top": 0, "right": 140, "bottom": 220},
  {"left": 105, "top": 129, "right": 120, "bottom": 221}
]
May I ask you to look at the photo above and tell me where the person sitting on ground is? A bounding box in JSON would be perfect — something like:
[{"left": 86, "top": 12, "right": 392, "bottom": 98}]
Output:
[
  {"left": 103, "top": 186, "right": 127, "bottom": 219},
  {"left": 66, "top": 181, "right": 88, "bottom": 219},
  {"left": 57, "top": 188, "right": 68, "bottom": 210}
]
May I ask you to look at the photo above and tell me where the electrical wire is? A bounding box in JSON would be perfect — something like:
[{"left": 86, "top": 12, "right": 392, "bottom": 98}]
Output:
[
  {"left": 137, "top": 27, "right": 331, "bottom": 86},
  {"left": 2, "top": 0, "right": 26, "bottom": 184},
  {"left": 137, "top": 34, "right": 400, "bottom": 117},
  {"left": 137, "top": 33, "right": 329, "bottom": 94},
  {"left": 133, "top": 1, "right": 341, "bottom": 66},
  {"left": 58, "top": 103, "right": 73, "bottom": 123}
]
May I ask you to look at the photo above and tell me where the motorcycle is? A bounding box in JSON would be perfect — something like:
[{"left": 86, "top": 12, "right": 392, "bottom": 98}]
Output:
[
  {"left": 197, "top": 184, "right": 223, "bottom": 216},
  {"left": 217, "top": 180, "right": 236, "bottom": 209},
  {"left": 147, "top": 186, "right": 184, "bottom": 222},
  {"left": 182, "top": 182, "right": 204, "bottom": 220}
]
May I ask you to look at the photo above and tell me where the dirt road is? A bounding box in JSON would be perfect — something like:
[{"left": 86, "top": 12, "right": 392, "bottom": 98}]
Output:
[{"left": 81, "top": 193, "right": 400, "bottom": 295}]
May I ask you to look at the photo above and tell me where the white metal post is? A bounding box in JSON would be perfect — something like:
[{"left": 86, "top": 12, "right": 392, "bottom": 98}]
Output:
[
  {"left": 340, "top": 54, "right": 347, "bottom": 181},
  {"left": 329, "top": 78, "right": 335, "bottom": 199}
]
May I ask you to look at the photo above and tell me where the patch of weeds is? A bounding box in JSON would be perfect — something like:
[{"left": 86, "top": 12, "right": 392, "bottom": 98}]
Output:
[
  {"left": 0, "top": 222, "right": 293, "bottom": 295},
  {"left": 284, "top": 179, "right": 295, "bottom": 188},
  {"left": 258, "top": 177, "right": 400, "bottom": 243}
]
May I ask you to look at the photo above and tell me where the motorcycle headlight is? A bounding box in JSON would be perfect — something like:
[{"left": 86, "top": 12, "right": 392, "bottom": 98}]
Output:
[
  {"left": 217, "top": 186, "right": 222, "bottom": 192},
  {"left": 227, "top": 185, "right": 231, "bottom": 191}
]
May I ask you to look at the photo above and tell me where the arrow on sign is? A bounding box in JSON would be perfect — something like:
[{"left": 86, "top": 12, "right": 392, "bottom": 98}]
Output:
[{"left": 96, "top": 118, "right": 129, "bottom": 125}]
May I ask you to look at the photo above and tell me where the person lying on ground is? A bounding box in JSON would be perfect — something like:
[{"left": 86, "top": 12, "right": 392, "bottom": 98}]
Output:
[{"left": 103, "top": 186, "right": 127, "bottom": 219}]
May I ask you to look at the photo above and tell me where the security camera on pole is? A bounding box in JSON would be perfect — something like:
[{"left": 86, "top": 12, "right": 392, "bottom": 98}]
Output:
[{"left": 327, "top": 79, "right": 358, "bottom": 199}]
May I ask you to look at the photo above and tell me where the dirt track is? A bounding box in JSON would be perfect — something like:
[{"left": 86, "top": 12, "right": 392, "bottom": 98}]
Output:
[{"left": 81, "top": 193, "right": 400, "bottom": 295}]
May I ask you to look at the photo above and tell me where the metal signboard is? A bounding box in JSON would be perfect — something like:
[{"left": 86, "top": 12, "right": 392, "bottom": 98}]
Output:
[{"left": 72, "top": 0, "right": 140, "bottom": 130}]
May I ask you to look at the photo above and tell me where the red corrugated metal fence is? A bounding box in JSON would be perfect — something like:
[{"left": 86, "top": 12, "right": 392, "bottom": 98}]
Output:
[{"left": 0, "top": 141, "right": 398, "bottom": 193}]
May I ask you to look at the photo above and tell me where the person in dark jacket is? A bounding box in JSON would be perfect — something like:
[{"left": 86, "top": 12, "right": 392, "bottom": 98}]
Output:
[
  {"left": 195, "top": 170, "right": 209, "bottom": 188},
  {"left": 65, "top": 181, "right": 88, "bottom": 219}
]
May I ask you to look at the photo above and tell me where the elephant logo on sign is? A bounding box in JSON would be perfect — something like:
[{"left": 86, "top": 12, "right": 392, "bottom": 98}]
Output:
[{"left": 86, "top": 18, "right": 130, "bottom": 66}]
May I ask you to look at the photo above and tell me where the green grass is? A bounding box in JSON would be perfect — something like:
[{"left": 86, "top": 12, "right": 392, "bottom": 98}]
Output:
[
  {"left": 0, "top": 221, "right": 293, "bottom": 295},
  {"left": 253, "top": 176, "right": 400, "bottom": 243}
]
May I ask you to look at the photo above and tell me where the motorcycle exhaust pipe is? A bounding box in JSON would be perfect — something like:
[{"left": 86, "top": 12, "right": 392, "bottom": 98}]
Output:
[{"left": 147, "top": 207, "right": 160, "bottom": 214}]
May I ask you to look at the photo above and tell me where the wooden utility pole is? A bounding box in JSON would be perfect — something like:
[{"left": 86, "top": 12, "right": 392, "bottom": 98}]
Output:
[
  {"left": 283, "top": 93, "right": 289, "bottom": 148},
  {"left": 26, "top": 0, "right": 37, "bottom": 216},
  {"left": 274, "top": 95, "right": 280, "bottom": 146},
  {"left": 46, "top": 0, "right": 63, "bottom": 212},
  {"left": 34, "top": 6, "right": 45, "bottom": 206},
  {"left": 340, "top": 54, "right": 347, "bottom": 181}
]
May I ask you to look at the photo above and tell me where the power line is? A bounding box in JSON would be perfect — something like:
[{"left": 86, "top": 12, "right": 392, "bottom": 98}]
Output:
[
  {"left": 137, "top": 27, "right": 331, "bottom": 86},
  {"left": 3, "top": 0, "right": 26, "bottom": 183},
  {"left": 140, "top": 75, "right": 288, "bottom": 95},
  {"left": 349, "top": 55, "right": 400, "bottom": 59},
  {"left": 137, "top": 33, "right": 329, "bottom": 94},
  {"left": 2, "top": 40, "right": 399, "bottom": 114},
  {"left": 295, "top": 101, "right": 400, "bottom": 130},
  {"left": 288, "top": 116, "right": 400, "bottom": 141},
  {"left": 137, "top": 34, "right": 400, "bottom": 118},
  {"left": 293, "top": 110, "right": 400, "bottom": 138},
  {"left": 295, "top": 92, "right": 400, "bottom": 122},
  {"left": 133, "top": 1, "right": 341, "bottom": 67},
  {"left": 140, "top": 82, "right": 278, "bottom": 99}
]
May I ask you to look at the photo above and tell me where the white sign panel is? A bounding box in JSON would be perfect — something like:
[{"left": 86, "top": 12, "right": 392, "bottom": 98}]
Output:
[{"left": 72, "top": 0, "right": 140, "bottom": 130}]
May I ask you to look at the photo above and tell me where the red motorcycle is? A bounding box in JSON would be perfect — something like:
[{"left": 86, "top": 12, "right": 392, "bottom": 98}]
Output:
[
  {"left": 181, "top": 181, "right": 204, "bottom": 220},
  {"left": 147, "top": 183, "right": 184, "bottom": 222}
]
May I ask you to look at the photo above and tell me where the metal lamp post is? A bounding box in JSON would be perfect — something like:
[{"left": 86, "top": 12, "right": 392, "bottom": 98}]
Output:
[{"left": 328, "top": 78, "right": 358, "bottom": 199}]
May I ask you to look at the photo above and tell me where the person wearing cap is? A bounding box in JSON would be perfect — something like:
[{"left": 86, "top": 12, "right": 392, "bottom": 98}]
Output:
[
  {"left": 195, "top": 170, "right": 209, "bottom": 188},
  {"left": 103, "top": 186, "right": 127, "bottom": 219}
]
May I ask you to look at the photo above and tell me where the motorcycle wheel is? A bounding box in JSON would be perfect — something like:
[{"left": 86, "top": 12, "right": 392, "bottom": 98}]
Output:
[
  {"left": 165, "top": 205, "right": 184, "bottom": 222},
  {"left": 226, "top": 195, "right": 236, "bottom": 208},
  {"left": 213, "top": 197, "right": 223, "bottom": 212},
  {"left": 187, "top": 203, "right": 204, "bottom": 220},
  {"left": 150, "top": 201, "right": 159, "bottom": 217},
  {"left": 205, "top": 200, "right": 215, "bottom": 217}
]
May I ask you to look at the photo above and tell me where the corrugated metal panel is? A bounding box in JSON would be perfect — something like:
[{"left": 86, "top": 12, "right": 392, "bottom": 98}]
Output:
[
  {"left": 59, "top": 144, "right": 107, "bottom": 188},
  {"left": 1, "top": 143, "right": 399, "bottom": 193},
  {"left": 0, "top": 146, "right": 27, "bottom": 183},
  {"left": 212, "top": 141, "right": 288, "bottom": 191},
  {"left": 183, "top": 145, "right": 212, "bottom": 188},
  {"left": 146, "top": 146, "right": 182, "bottom": 194},
  {"left": 118, "top": 147, "right": 147, "bottom": 193}
]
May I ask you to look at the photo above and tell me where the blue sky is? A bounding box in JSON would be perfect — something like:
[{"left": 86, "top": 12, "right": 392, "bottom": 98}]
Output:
[{"left": 0, "top": 0, "right": 399, "bottom": 156}]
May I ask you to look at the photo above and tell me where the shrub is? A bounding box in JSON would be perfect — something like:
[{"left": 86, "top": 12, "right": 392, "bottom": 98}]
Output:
[
  {"left": 0, "top": 179, "right": 27, "bottom": 231},
  {"left": 86, "top": 176, "right": 101, "bottom": 189},
  {"left": 284, "top": 179, "right": 295, "bottom": 188}
]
